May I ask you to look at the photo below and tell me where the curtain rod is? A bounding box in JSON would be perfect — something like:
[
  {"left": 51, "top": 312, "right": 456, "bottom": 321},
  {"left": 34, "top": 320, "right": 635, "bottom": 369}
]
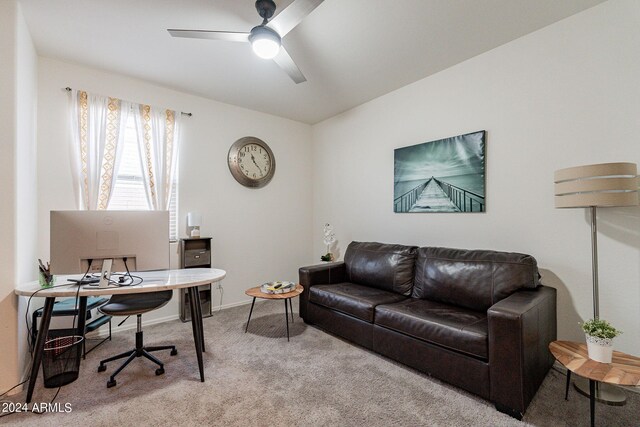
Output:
[{"left": 64, "top": 87, "right": 192, "bottom": 117}]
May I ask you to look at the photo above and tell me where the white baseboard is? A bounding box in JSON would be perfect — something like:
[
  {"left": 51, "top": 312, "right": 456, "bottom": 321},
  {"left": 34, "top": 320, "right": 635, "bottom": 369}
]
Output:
[
  {"left": 210, "top": 298, "right": 254, "bottom": 312},
  {"left": 87, "top": 314, "right": 179, "bottom": 337},
  {"left": 86, "top": 299, "right": 255, "bottom": 339}
]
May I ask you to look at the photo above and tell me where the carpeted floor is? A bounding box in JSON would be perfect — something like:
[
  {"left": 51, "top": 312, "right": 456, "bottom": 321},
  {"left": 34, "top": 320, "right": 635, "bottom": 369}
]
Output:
[{"left": 2, "top": 302, "right": 638, "bottom": 426}]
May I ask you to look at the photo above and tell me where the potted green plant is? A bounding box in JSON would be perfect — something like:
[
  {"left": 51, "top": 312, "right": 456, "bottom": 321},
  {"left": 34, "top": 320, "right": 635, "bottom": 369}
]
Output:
[{"left": 581, "top": 318, "right": 622, "bottom": 363}]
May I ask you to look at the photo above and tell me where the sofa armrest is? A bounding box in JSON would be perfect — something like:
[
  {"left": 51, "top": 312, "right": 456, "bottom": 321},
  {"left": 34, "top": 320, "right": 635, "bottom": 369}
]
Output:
[
  {"left": 487, "top": 285, "right": 557, "bottom": 418},
  {"left": 298, "top": 262, "right": 346, "bottom": 320}
]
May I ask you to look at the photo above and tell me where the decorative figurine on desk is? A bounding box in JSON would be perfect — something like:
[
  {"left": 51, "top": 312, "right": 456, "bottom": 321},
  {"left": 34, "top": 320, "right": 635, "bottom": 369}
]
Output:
[
  {"left": 187, "top": 212, "right": 201, "bottom": 238},
  {"left": 321, "top": 223, "right": 336, "bottom": 262}
]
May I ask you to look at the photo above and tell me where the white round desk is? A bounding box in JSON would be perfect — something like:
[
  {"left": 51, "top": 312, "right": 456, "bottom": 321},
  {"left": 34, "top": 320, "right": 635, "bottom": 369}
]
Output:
[{"left": 15, "top": 268, "right": 226, "bottom": 403}]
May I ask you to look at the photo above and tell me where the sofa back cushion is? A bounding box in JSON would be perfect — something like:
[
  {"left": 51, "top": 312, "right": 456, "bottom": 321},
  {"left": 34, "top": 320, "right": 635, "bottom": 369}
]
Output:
[
  {"left": 412, "top": 247, "right": 540, "bottom": 311},
  {"left": 344, "top": 242, "right": 418, "bottom": 296}
]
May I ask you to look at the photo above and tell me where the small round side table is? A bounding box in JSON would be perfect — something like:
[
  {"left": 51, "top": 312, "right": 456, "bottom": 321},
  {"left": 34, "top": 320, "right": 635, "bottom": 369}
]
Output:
[
  {"left": 549, "top": 340, "right": 640, "bottom": 427},
  {"left": 244, "top": 284, "right": 304, "bottom": 342}
]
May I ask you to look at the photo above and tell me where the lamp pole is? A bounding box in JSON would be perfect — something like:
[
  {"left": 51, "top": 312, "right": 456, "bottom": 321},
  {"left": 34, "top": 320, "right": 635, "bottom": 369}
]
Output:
[{"left": 590, "top": 206, "right": 599, "bottom": 320}]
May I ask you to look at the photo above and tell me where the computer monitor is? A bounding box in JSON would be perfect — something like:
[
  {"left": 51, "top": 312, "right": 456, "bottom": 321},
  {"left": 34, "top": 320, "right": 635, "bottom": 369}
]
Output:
[{"left": 50, "top": 210, "right": 170, "bottom": 278}]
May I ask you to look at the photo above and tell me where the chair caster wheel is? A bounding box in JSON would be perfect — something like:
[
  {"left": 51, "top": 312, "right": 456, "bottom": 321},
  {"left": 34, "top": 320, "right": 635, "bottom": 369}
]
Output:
[
  {"left": 170, "top": 349, "right": 178, "bottom": 356},
  {"left": 98, "top": 364, "right": 106, "bottom": 372},
  {"left": 107, "top": 379, "right": 116, "bottom": 388},
  {"left": 156, "top": 368, "right": 165, "bottom": 376}
]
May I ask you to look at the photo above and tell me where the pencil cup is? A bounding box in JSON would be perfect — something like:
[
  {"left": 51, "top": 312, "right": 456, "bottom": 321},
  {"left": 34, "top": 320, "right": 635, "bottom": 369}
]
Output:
[{"left": 39, "top": 272, "right": 54, "bottom": 288}]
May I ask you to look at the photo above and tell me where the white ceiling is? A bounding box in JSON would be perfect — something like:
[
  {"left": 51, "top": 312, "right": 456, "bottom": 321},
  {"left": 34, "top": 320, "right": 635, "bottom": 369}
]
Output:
[{"left": 20, "top": 0, "right": 605, "bottom": 124}]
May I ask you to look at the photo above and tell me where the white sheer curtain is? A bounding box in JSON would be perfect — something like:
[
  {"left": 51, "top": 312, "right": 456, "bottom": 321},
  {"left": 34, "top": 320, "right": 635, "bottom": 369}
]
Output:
[
  {"left": 70, "top": 90, "right": 131, "bottom": 210},
  {"left": 133, "top": 105, "right": 180, "bottom": 210}
]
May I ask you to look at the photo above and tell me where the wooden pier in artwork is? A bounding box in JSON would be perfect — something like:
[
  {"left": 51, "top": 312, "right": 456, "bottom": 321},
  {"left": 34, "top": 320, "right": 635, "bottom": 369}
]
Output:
[{"left": 394, "top": 177, "right": 485, "bottom": 213}]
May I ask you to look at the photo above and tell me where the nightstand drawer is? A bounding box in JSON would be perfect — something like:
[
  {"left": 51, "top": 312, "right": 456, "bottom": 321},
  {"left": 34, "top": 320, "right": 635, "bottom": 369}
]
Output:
[{"left": 184, "top": 249, "right": 210, "bottom": 267}]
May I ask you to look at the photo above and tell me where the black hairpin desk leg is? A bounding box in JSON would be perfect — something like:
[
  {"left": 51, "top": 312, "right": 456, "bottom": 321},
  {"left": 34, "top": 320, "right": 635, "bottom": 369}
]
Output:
[
  {"left": 187, "top": 286, "right": 204, "bottom": 382},
  {"left": 589, "top": 380, "right": 596, "bottom": 427},
  {"left": 193, "top": 289, "right": 205, "bottom": 352},
  {"left": 284, "top": 299, "right": 290, "bottom": 342},
  {"left": 26, "top": 297, "right": 56, "bottom": 403},
  {"left": 76, "top": 296, "right": 88, "bottom": 344}
]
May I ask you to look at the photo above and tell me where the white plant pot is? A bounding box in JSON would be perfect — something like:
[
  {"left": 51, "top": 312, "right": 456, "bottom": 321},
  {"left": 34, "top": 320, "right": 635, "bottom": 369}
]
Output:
[{"left": 585, "top": 334, "right": 613, "bottom": 363}]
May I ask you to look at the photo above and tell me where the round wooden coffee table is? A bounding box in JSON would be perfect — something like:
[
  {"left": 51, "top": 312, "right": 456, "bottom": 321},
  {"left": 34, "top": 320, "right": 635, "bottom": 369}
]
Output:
[
  {"left": 244, "top": 284, "right": 303, "bottom": 341},
  {"left": 549, "top": 340, "right": 640, "bottom": 427}
]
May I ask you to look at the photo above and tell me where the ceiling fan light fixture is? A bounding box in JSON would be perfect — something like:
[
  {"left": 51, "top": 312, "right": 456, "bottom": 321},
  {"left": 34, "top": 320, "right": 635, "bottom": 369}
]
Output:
[{"left": 249, "top": 26, "right": 281, "bottom": 59}]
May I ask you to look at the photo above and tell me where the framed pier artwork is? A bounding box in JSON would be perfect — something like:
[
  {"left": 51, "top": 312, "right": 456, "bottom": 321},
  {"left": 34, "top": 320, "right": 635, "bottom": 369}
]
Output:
[{"left": 394, "top": 131, "right": 486, "bottom": 213}]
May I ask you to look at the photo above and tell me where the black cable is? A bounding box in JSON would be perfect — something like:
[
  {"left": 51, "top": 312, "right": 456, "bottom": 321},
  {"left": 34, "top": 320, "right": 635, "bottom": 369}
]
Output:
[
  {"left": 105, "top": 275, "right": 143, "bottom": 287},
  {"left": 121, "top": 258, "right": 144, "bottom": 286},
  {"left": 86, "top": 258, "right": 143, "bottom": 287},
  {"left": 217, "top": 284, "right": 224, "bottom": 312},
  {"left": 81, "top": 274, "right": 143, "bottom": 288},
  {"left": 124, "top": 275, "right": 144, "bottom": 286},
  {"left": 123, "top": 257, "right": 131, "bottom": 278},
  {"left": 0, "top": 380, "right": 28, "bottom": 399},
  {"left": 79, "top": 263, "right": 93, "bottom": 282},
  {"left": 47, "top": 384, "right": 62, "bottom": 407},
  {"left": 25, "top": 282, "right": 80, "bottom": 354}
]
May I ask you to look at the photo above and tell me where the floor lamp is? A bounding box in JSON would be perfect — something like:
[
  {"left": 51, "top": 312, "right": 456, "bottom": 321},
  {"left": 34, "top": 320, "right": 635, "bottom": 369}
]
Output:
[{"left": 554, "top": 162, "right": 639, "bottom": 404}]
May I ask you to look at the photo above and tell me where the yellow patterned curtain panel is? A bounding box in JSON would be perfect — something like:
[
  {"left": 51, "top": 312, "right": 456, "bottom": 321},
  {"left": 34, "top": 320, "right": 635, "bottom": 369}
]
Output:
[
  {"left": 133, "top": 104, "right": 179, "bottom": 211},
  {"left": 70, "top": 90, "right": 131, "bottom": 210}
]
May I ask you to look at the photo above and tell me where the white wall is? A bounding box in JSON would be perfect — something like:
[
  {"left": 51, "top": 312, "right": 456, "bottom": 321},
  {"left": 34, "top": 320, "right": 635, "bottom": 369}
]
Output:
[
  {"left": 0, "top": 0, "right": 20, "bottom": 393},
  {"left": 15, "top": 0, "right": 39, "bottom": 382},
  {"left": 0, "top": 0, "right": 38, "bottom": 393},
  {"left": 311, "top": 0, "right": 640, "bottom": 354},
  {"left": 36, "top": 58, "right": 313, "bottom": 328}
]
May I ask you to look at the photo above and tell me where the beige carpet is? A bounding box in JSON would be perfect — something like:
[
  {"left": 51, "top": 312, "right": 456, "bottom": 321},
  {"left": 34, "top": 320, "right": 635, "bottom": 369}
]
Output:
[{"left": 2, "top": 302, "right": 638, "bottom": 426}]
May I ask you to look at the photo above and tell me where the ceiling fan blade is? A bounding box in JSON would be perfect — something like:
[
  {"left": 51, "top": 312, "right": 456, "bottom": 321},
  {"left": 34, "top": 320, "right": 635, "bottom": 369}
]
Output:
[
  {"left": 267, "top": 0, "right": 324, "bottom": 37},
  {"left": 167, "top": 29, "right": 250, "bottom": 43},
  {"left": 273, "top": 47, "right": 306, "bottom": 84}
]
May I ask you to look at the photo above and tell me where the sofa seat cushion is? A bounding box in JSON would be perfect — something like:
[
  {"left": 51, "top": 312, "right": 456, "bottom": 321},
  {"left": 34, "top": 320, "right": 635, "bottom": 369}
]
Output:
[
  {"left": 309, "top": 283, "right": 407, "bottom": 323},
  {"left": 375, "top": 299, "right": 488, "bottom": 359}
]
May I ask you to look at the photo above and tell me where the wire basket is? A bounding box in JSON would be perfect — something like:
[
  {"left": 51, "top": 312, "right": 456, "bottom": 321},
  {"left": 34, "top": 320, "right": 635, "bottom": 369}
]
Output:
[{"left": 42, "top": 329, "right": 84, "bottom": 388}]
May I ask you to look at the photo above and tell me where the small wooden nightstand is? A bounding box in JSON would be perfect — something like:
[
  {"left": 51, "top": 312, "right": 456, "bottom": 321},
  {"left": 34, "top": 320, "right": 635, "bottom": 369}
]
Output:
[{"left": 179, "top": 237, "right": 213, "bottom": 322}]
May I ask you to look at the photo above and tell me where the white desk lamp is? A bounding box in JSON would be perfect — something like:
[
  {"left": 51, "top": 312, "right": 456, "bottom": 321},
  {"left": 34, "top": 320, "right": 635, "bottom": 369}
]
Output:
[{"left": 187, "top": 212, "right": 202, "bottom": 238}]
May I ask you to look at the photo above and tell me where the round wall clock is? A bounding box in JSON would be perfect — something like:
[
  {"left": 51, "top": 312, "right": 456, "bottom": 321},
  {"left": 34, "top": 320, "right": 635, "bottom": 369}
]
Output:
[{"left": 227, "top": 136, "right": 276, "bottom": 188}]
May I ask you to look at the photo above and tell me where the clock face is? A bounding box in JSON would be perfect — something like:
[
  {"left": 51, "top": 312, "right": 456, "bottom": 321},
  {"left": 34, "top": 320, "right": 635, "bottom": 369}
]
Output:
[
  {"left": 228, "top": 137, "right": 276, "bottom": 188},
  {"left": 237, "top": 143, "right": 272, "bottom": 180}
]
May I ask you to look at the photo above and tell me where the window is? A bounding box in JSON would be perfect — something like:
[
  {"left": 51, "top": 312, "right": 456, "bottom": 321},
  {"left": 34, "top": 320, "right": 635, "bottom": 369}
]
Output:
[{"left": 108, "top": 117, "right": 178, "bottom": 240}]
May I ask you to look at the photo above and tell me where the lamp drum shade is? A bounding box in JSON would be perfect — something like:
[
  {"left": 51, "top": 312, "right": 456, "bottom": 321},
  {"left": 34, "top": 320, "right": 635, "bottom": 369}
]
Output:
[
  {"left": 187, "top": 212, "right": 202, "bottom": 227},
  {"left": 554, "top": 162, "right": 639, "bottom": 208}
]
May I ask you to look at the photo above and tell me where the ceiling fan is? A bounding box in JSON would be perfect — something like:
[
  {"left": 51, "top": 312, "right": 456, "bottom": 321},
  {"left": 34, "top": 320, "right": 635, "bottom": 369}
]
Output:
[{"left": 168, "top": 0, "right": 324, "bottom": 84}]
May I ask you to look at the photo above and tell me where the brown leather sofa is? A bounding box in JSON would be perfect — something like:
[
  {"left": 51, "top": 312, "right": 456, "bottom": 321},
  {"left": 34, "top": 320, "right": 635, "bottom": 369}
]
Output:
[{"left": 299, "top": 241, "right": 557, "bottom": 419}]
